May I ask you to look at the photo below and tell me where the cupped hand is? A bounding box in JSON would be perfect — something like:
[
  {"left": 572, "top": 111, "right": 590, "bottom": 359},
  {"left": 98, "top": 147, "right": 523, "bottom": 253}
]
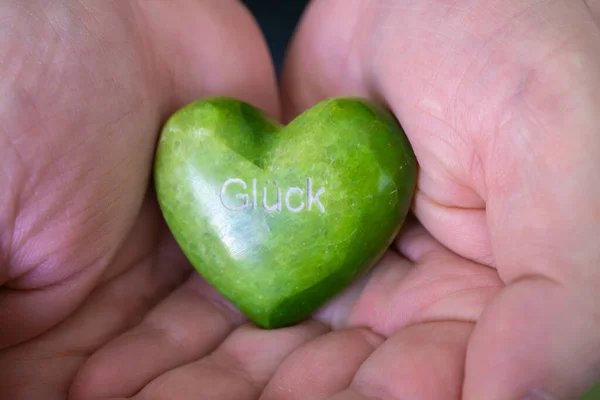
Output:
[
  {"left": 279, "top": 0, "right": 600, "bottom": 399},
  {"left": 2, "top": 1, "right": 599, "bottom": 400},
  {"left": 0, "top": 3, "right": 383, "bottom": 399},
  {"left": 0, "top": 1, "right": 313, "bottom": 399}
]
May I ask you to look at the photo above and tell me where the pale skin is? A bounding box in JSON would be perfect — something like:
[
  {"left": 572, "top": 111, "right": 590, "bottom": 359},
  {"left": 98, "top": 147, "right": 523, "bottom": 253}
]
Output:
[{"left": 1, "top": 0, "right": 599, "bottom": 399}]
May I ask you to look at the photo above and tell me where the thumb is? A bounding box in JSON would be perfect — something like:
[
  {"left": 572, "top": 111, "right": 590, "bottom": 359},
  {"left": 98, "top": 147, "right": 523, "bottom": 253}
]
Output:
[
  {"left": 0, "top": 0, "right": 278, "bottom": 348},
  {"left": 142, "top": 0, "right": 280, "bottom": 119},
  {"left": 280, "top": 0, "right": 600, "bottom": 398},
  {"left": 464, "top": 281, "right": 599, "bottom": 399},
  {"left": 461, "top": 1, "right": 600, "bottom": 396}
]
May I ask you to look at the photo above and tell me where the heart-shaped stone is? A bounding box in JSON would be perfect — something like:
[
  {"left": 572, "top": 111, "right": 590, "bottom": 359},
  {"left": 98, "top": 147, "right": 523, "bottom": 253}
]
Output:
[{"left": 154, "top": 97, "right": 417, "bottom": 329}]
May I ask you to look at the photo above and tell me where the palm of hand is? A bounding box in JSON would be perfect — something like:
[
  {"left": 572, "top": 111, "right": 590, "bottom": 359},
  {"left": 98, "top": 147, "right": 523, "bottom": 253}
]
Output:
[{"left": 1, "top": 1, "right": 599, "bottom": 400}]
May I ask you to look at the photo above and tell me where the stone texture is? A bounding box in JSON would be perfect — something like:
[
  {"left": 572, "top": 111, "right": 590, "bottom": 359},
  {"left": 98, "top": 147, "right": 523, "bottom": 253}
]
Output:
[{"left": 154, "top": 97, "right": 417, "bottom": 328}]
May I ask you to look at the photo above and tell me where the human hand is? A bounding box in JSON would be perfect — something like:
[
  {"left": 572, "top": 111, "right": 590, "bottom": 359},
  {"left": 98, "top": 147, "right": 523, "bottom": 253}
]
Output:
[
  {"left": 275, "top": 0, "right": 600, "bottom": 399},
  {"left": 1, "top": 2, "right": 403, "bottom": 399},
  {"left": 3, "top": 1, "right": 599, "bottom": 399},
  {"left": 0, "top": 1, "right": 325, "bottom": 399}
]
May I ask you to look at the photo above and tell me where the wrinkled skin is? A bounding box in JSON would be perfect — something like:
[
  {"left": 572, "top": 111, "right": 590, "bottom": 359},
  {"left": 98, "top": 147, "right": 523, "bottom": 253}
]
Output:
[{"left": 1, "top": 0, "right": 599, "bottom": 399}]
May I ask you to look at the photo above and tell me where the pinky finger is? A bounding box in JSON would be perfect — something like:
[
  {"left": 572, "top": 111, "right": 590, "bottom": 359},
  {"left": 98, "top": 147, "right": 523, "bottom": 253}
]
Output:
[{"left": 260, "top": 328, "right": 383, "bottom": 400}]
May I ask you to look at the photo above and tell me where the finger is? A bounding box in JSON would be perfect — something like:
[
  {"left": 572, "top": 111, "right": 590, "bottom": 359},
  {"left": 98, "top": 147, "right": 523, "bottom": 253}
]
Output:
[
  {"left": 285, "top": 2, "right": 600, "bottom": 399},
  {"left": 0, "top": 0, "right": 169, "bottom": 348},
  {"left": 69, "top": 273, "right": 244, "bottom": 400},
  {"left": 312, "top": 250, "right": 412, "bottom": 330},
  {"left": 584, "top": 0, "right": 600, "bottom": 26},
  {"left": 0, "top": 194, "right": 168, "bottom": 351},
  {"left": 260, "top": 328, "right": 384, "bottom": 400},
  {"left": 460, "top": 1, "right": 600, "bottom": 397},
  {"left": 326, "top": 389, "right": 368, "bottom": 400},
  {"left": 134, "top": 321, "right": 328, "bottom": 400},
  {"left": 281, "top": 0, "right": 493, "bottom": 263},
  {"left": 464, "top": 279, "right": 600, "bottom": 400},
  {"left": 143, "top": 0, "right": 280, "bottom": 119},
  {"left": 315, "top": 246, "right": 501, "bottom": 338},
  {"left": 338, "top": 322, "right": 473, "bottom": 400},
  {"left": 0, "top": 230, "right": 188, "bottom": 400},
  {"left": 314, "top": 210, "right": 465, "bottom": 330},
  {"left": 1, "top": 0, "right": 280, "bottom": 347},
  {"left": 279, "top": 0, "right": 371, "bottom": 122},
  {"left": 413, "top": 190, "right": 492, "bottom": 265},
  {"left": 393, "top": 214, "right": 450, "bottom": 263}
]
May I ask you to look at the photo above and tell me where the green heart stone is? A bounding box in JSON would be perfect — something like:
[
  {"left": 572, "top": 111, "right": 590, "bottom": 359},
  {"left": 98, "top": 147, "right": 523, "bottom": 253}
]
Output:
[{"left": 154, "top": 97, "right": 417, "bottom": 329}]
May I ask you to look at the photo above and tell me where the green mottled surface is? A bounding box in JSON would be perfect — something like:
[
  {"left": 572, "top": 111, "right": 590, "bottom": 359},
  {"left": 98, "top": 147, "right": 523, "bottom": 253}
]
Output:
[
  {"left": 582, "top": 383, "right": 600, "bottom": 400},
  {"left": 154, "top": 97, "right": 417, "bottom": 328}
]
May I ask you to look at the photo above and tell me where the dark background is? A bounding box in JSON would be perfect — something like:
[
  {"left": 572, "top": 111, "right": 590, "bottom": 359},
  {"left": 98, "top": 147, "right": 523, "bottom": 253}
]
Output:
[{"left": 241, "top": 0, "right": 310, "bottom": 75}]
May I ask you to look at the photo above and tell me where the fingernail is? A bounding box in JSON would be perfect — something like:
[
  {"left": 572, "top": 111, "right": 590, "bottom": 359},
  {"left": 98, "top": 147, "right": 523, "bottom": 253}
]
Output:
[{"left": 521, "top": 389, "right": 555, "bottom": 400}]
